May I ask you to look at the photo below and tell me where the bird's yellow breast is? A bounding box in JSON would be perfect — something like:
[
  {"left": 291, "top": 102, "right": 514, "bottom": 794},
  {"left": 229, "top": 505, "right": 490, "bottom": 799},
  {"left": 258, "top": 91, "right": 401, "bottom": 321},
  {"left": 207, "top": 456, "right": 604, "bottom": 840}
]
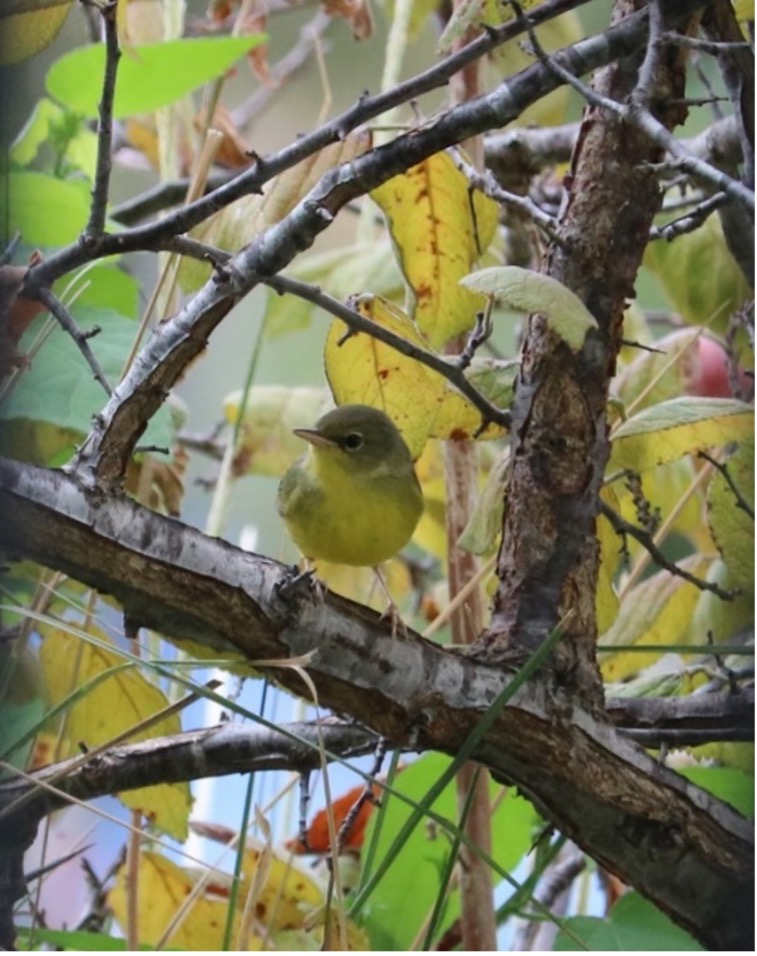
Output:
[{"left": 278, "top": 447, "right": 423, "bottom": 567}]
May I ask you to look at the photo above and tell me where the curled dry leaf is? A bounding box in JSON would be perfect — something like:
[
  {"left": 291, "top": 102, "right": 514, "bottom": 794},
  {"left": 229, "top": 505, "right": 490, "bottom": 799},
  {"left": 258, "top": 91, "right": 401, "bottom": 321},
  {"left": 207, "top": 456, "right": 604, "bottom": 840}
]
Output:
[
  {"left": 0, "top": 255, "right": 46, "bottom": 376},
  {"left": 321, "top": 0, "right": 374, "bottom": 40}
]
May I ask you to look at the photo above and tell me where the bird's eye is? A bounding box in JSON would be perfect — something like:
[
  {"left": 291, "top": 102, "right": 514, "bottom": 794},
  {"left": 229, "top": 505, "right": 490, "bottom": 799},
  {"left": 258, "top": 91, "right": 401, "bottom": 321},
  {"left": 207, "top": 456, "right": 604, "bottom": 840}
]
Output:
[{"left": 343, "top": 432, "right": 364, "bottom": 450}]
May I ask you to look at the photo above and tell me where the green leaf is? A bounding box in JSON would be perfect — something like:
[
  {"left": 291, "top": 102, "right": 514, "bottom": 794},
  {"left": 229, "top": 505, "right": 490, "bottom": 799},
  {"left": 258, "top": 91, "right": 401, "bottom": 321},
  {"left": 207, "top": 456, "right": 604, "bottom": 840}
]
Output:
[
  {"left": 46, "top": 35, "right": 267, "bottom": 119},
  {"left": 0, "top": 308, "right": 171, "bottom": 449},
  {"left": 554, "top": 892, "right": 704, "bottom": 950},
  {"left": 457, "top": 453, "right": 508, "bottom": 554},
  {"left": 610, "top": 397, "right": 754, "bottom": 471},
  {"left": 461, "top": 266, "right": 598, "bottom": 350},
  {"left": 9, "top": 97, "right": 64, "bottom": 166},
  {"left": 643, "top": 213, "right": 751, "bottom": 333},
  {"left": 360, "top": 753, "right": 537, "bottom": 949},
  {"left": 60, "top": 264, "right": 140, "bottom": 319},
  {"left": 15, "top": 926, "right": 143, "bottom": 950},
  {"left": 680, "top": 766, "right": 754, "bottom": 819},
  {"left": 0, "top": 171, "right": 90, "bottom": 246}
]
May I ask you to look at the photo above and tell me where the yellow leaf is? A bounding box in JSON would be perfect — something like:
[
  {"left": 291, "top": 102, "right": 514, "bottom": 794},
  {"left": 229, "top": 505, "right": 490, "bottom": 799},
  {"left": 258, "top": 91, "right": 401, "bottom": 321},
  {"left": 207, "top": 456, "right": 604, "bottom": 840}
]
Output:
[
  {"left": 239, "top": 840, "right": 324, "bottom": 932},
  {"left": 692, "top": 558, "right": 755, "bottom": 645},
  {"left": 600, "top": 556, "right": 715, "bottom": 682},
  {"left": 39, "top": 626, "right": 190, "bottom": 840},
  {"left": 611, "top": 457, "right": 713, "bottom": 557},
  {"left": 371, "top": 152, "right": 498, "bottom": 349},
  {"left": 706, "top": 440, "right": 755, "bottom": 591},
  {"left": 412, "top": 440, "right": 448, "bottom": 559},
  {"left": 325, "top": 296, "right": 438, "bottom": 457},
  {"left": 109, "top": 851, "right": 253, "bottom": 950},
  {"left": 324, "top": 295, "right": 506, "bottom": 459},
  {"left": 732, "top": 0, "right": 754, "bottom": 19},
  {"left": 0, "top": 0, "right": 73, "bottom": 66},
  {"left": 610, "top": 397, "right": 754, "bottom": 471}
]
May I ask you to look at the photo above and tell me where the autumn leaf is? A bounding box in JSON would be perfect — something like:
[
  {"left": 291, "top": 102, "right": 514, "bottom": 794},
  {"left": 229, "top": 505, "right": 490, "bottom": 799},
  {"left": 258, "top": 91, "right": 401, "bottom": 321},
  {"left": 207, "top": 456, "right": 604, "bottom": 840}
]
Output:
[
  {"left": 706, "top": 441, "right": 755, "bottom": 591},
  {"left": 371, "top": 152, "right": 498, "bottom": 349},
  {"left": 324, "top": 294, "right": 507, "bottom": 459},
  {"left": 109, "top": 851, "right": 249, "bottom": 950},
  {"left": 610, "top": 397, "right": 754, "bottom": 471},
  {"left": 600, "top": 555, "right": 716, "bottom": 682},
  {"left": 286, "top": 781, "right": 382, "bottom": 854},
  {"left": 0, "top": 0, "right": 73, "bottom": 66}
]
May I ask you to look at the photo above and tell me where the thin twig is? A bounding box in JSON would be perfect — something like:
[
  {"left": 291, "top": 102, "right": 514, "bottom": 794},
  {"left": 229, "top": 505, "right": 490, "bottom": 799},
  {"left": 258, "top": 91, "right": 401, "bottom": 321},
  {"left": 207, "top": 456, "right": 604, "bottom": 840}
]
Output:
[
  {"left": 698, "top": 451, "right": 755, "bottom": 520},
  {"left": 85, "top": 1, "right": 121, "bottom": 238},
  {"left": 34, "top": 288, "right": 112, "bottom": 396},
  {"left": 450, "top": 146, "right": 562, "bottom": 242},
  {"left": 599, "top": 500, "right": 735, "bottom": 600},
  {"left": 259, "top": 273, "right": 511, "bottom": 429},
  {"left": 335, "top": 736, "right": 386, "bottom": 854},
  {"left": 650, "top": 191, "right": 729, "bottom": 240},
  {"left": 661, "top": 31, "right": 753, "bottom": 55}
]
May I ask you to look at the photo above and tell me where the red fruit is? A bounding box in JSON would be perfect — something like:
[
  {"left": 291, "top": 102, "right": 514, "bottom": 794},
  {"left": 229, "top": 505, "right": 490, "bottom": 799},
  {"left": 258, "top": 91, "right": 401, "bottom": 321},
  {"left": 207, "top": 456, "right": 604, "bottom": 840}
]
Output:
[{"left": 688, "top": 336, "right": 752, "bottom": 399}]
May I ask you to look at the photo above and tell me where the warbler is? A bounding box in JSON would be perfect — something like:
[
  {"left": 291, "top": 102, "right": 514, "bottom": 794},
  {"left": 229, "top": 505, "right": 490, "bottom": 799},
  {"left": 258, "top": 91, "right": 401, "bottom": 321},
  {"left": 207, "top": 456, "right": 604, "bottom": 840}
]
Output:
[{"left": 277, "top": 405, "right": 423, "bottom": 568}]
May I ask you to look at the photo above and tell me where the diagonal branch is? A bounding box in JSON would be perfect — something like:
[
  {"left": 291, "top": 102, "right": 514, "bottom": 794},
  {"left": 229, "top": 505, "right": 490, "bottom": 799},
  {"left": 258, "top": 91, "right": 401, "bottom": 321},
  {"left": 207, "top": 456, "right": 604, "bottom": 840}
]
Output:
[
  {"left": 261, "top": 274, "right": 511, "bottom": 429},
  {"left": 599, "top": 500, "right": 736, "bottom": 600}
]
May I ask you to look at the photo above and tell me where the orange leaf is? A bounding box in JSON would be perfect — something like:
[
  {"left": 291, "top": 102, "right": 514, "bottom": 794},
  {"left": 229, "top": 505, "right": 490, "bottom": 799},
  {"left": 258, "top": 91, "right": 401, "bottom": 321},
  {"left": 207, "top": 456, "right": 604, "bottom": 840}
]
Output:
[{"left": 286, "top": 781, "right": 382, "bottom": 854}]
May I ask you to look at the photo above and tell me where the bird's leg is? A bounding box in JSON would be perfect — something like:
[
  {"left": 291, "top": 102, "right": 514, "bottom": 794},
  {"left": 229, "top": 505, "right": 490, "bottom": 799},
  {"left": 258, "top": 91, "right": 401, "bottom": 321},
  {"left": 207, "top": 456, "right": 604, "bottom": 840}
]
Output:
[{"left": 372, "top": 565, "right": 408, "bottom": 638}]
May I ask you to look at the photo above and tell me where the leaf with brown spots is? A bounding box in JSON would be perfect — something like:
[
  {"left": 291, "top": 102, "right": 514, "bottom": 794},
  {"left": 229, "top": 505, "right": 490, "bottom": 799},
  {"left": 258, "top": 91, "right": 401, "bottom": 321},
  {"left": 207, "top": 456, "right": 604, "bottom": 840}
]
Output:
[
  {"left": 371, "top": 152, "right": 498, "bottom": 349},
  {"left": 109, "top": 851, "right": 247, "bottom": 949}
]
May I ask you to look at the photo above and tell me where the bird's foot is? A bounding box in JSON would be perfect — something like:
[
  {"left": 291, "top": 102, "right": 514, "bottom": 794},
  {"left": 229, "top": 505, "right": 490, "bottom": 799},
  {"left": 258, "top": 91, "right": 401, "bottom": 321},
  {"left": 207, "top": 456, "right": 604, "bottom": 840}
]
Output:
[
  {"left": 276, "top": 564, "right": 326, "bottom": 602},
  {"left": 379, "top": 600, "right": 409, "bottom": 639}
]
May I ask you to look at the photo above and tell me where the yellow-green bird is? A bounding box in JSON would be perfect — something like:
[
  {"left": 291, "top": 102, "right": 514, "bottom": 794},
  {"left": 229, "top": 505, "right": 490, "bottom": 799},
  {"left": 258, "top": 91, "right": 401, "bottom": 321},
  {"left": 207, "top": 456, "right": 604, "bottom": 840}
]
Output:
[{"left": 277, "top": 405, "right": 424, "bottom": 568}]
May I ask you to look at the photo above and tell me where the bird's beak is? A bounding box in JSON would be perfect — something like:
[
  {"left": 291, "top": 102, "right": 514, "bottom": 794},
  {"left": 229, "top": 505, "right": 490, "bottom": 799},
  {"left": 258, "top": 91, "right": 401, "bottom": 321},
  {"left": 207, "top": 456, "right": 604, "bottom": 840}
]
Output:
[{"left": 293, "top": 427, "right": 338, "bottom": 449}]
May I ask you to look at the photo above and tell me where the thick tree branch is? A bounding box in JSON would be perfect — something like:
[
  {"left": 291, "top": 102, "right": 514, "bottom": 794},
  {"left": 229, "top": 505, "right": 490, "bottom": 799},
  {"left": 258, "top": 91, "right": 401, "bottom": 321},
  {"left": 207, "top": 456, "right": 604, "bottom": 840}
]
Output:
[
  {"left": 0, "top": 457, "right": 752, "bottom": 950},
  {"left": 606, "top": 686, "right": 754, "bottom": 746},
  {"left": 481, "top": 0, "right": 702, "bottom": 702}
]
